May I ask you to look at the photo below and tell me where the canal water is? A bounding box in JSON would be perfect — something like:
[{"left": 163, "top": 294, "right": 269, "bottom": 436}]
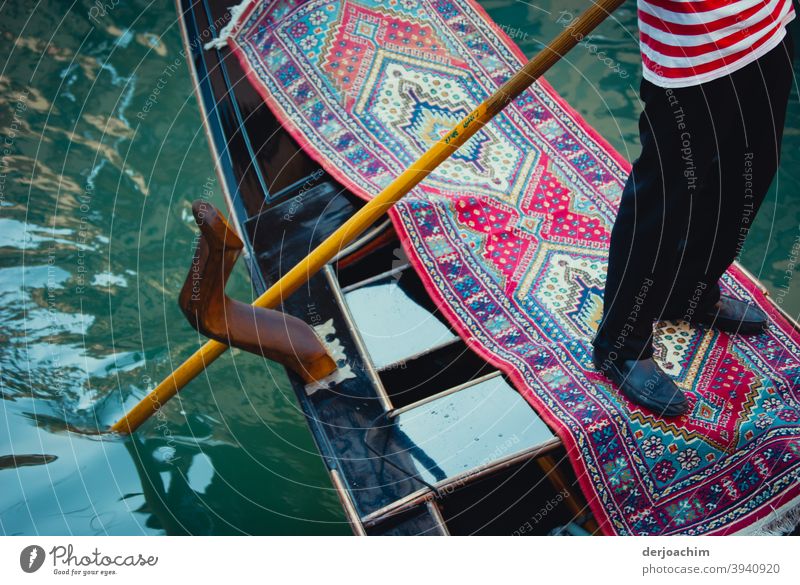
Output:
[{"left": 1, "top": 0, "right": 798, "bottom": 534}]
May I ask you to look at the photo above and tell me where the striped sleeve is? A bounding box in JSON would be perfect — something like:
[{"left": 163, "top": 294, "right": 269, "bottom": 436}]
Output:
[{"left": 638, "top": 0, "right": 796, "bottom": 87}]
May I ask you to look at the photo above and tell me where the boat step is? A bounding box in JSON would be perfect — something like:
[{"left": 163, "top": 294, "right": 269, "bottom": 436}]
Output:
[
  {"left": 367, "top": 374, "right": 557, "bottom": 487},
  {"left": 340, "top": 265, "right": 458, "bottom": 370}
]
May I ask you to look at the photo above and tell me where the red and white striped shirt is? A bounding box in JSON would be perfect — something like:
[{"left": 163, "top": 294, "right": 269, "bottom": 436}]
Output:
[{"left": 639, "top": 0, "right": 796, "bottom": 87}]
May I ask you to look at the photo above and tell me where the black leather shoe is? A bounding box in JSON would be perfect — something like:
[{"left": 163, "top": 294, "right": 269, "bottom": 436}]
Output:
[
  {"left": 593, "top": 351, "right": 689, "bottom": 417},
  {"left": 695, "top": 295, "right": 767, "bottom": 334}
]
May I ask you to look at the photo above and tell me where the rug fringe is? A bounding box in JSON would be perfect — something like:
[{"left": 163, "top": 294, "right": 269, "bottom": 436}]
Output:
[
  {"left": 204, "top": 0, "right": 252, "bottom": 50},
  {"left": 736, "top": 492, "right": 800, "bottom": 535}
]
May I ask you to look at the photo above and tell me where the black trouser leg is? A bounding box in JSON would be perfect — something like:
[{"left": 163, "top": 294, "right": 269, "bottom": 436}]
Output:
[
  {"left": 593, "top": 34, "right": 794, "bottom": 364},
  {"left": 594, "top": 80, "right": 724, "bottom": 363},
  {"left": 664, "top": 33, "right": 795, "bottom": 318}
]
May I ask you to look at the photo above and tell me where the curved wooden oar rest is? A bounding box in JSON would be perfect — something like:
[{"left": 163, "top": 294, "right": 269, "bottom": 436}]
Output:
[{"left": 178, "top": 200, "right": 337, "bottom": 384}]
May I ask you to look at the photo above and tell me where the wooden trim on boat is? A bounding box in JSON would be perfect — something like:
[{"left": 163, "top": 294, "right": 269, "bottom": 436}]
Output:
[
  {"left": 329, "top": 469, "right": 367, "bottom": 536},
  {"left": 734, "top": 260, "right": 800, "bottom": 333},
  {"left": 426, "top": 500, "right": 451, "bottom": 536},
  {"left": 765, "top": 295, "right": 800, "bottom": 333},
  {"left": 331, "top": 218, "right": 394, "bottom": 264},
  {"left": 388, "top": 370, "right": 503, "bottom": 418},
  {"left": 375, "top": 337, "right": 463, "bottom": 374},
  {"left": 196, "top": 0, "right": 273, "bottom": 202},
  {"left": 322, "top": 264, "right": 394, "bottom": 411},
  {"left": 535, "top": 454, "right": 599, "bottom": 534},
  {"left": 340, "top": 262, "right": 412, "bottom": 294},
  {"left": 733, "top": 261, "right": 769, "bottom": 295},
  {"left": 175, "top": 0, "right": 239, "bottom": 229},
  {"left": 360, "top": 437, "right": 562, "bottom": 528},
  {"left": 175, "top": 0, "right": 266, "bottom": 292}
]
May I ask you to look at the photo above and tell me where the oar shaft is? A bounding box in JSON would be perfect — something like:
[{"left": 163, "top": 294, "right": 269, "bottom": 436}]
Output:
[{"left": 111, "top": 0, "right": 624, "bottom": 434}]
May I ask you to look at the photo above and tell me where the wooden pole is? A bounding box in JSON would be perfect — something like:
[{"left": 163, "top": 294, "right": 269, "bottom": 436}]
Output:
[{"left": 111, "top": 0, "right": 625, "bottom": 434}]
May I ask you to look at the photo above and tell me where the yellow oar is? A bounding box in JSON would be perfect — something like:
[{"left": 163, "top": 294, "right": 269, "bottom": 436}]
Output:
[{"left": 111, "top": 0, "right": 624, "bottom": 434}]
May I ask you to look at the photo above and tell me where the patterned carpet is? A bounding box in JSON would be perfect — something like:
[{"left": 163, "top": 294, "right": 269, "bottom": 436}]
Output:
[{"left": 228, "top": 0, "right": 800, "bottom": 534}]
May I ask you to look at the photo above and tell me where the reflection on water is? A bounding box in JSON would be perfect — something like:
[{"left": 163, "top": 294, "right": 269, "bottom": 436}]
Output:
[
  {"left": 0, "top": 0, "right": 798, "bottom": 535},
  {"left": 1, "top": 0, "right": 346, "bottom": 535}
]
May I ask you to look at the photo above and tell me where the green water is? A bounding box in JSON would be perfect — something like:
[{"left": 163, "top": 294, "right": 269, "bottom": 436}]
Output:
[{"left": 1, "top": 1, "right": 798, "bottom": 535}]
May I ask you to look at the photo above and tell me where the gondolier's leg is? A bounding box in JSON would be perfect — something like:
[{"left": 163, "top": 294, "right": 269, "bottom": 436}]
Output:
[
  {"left": 662, "top": 32, "right": 795, "bottom": 324},
  {"left": 592, "top": 76, "right": 734, "bottom": 415},
  {"left": 594, "top": 33, "right": 795, "bottom": 414},
  {"left": 594, "top": 80, "right": 726, "bottom": 358}
]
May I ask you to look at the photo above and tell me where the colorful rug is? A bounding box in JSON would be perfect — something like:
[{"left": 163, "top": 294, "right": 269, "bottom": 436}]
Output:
[{"left": 226, "top": 0, "right": 800, "bottom": 534}]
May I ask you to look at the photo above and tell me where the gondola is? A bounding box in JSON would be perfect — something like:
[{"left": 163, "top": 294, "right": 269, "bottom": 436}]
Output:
[
  {"left": 166, "top": 0, "right": 800, "bottom": 537},
  {"left": 172, "top": 0, "right": 601, "bottom": 536}
]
